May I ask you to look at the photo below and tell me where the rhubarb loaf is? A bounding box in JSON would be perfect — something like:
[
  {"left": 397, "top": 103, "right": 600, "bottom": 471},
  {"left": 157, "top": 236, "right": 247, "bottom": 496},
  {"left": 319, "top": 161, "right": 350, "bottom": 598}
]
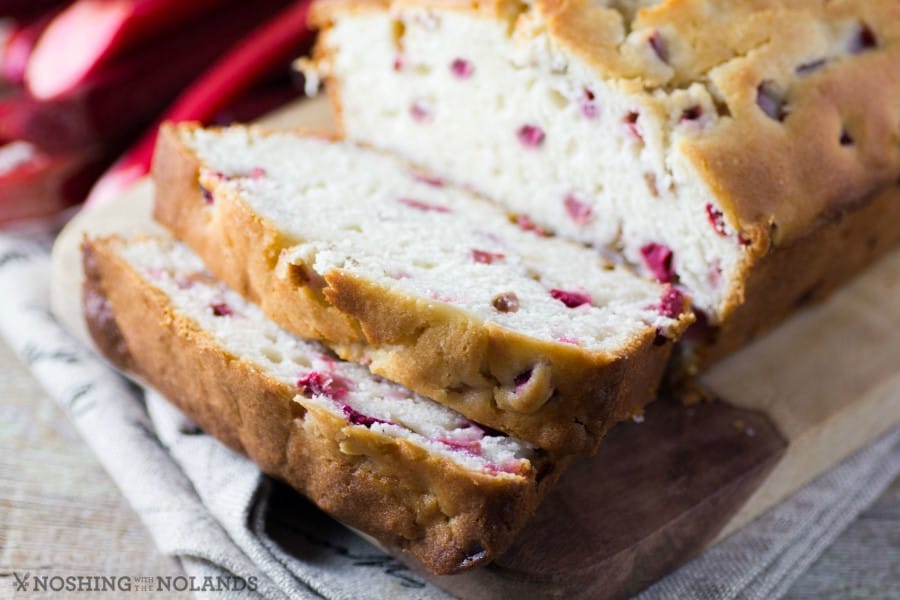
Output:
[
  {"left": 82, "top": 234, "right": 566, "bottom": 575},
  {"left": 152, "top": 123, "right": 693, "bottom": 455},
  {"left": 308, "top": 0, "right": 900, "bottom": 370}
]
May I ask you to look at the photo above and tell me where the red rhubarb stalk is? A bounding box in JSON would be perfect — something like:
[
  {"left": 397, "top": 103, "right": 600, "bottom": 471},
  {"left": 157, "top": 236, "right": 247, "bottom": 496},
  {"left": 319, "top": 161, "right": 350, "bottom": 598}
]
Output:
[
  {"left": 1, "top": 0, "right": 293, "bottom": 153},
  {"left": 25, "top": 0, "right": 233, "bottom": 100},
  {"left": 1, "top": 10, "right": 61, "bottom": 85},
  {"left": 86, "top": 0, "right": 315, "bottom": 208},
  {"left": 0, "top": 142, "right": 109, "bottom": 224},
  {"left": 0, "top": 1, "right": 69, "bottom": 21}
]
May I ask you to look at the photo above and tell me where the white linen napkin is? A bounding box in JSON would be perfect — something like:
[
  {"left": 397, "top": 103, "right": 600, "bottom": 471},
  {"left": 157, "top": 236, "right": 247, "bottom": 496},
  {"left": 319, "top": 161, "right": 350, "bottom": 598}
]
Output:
[{"left": 1, "top": 230, "right": 897, "bottom": 600}]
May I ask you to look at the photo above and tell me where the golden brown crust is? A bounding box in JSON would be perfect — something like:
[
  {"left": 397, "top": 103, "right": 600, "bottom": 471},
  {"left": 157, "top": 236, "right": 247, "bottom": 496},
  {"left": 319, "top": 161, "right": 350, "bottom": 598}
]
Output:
[
  {"left": 81, "top": 236, "right": 567, "bottom": 575},
  {"left": 536, "top": 0, "right": 900, "bottom": 251},
  {"left": 311, "top": 0, "right": 900, "bottom": 365},
  {"left": 151, "top": 123, "right": 687, "bottom": 455},
  {"left": 678, "top": 181, "right": 900, "bottom": 372}
]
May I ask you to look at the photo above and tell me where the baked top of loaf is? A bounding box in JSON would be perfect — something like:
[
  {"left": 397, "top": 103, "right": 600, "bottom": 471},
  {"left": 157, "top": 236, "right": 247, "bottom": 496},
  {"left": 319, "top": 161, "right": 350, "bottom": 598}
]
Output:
[
  {"left": 83, "top": 234, "right": 562, "bottom": 573},
  {"left": 152, "top": 123, "right": 691, "bottom": 454},
  {"left": 309, "top": 0, "right": 900, "bottom": 325}
]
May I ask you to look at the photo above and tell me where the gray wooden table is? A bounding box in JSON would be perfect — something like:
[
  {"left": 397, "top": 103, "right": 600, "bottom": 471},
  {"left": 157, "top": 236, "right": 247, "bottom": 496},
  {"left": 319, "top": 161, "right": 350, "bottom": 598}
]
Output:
[{"left": 0, "top": 335, "right": 896, "bottom": 599}]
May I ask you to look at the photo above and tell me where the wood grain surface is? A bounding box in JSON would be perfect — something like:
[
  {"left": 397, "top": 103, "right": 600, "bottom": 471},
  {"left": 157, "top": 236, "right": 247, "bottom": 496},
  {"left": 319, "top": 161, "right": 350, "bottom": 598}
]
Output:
[{"left": 409, "top": 397, "right": 786, "bottom": 600}]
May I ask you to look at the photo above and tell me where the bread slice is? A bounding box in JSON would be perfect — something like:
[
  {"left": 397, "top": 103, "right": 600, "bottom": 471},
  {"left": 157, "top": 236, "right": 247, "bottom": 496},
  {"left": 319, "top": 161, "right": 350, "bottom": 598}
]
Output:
[
  {"left": 307, "top": 0, "right": 900, "bottom": 369},
  {"left": 82, "top": 234, "right": 567, "bottom": 575},
  {"left": 152, "top": 123, "right": 693, "bottom": 455}
]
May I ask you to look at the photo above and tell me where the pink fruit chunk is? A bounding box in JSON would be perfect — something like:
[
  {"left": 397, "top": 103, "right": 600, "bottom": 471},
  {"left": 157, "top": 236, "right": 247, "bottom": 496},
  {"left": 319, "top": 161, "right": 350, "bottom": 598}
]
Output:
[
  {"left": 517, "top": 124, "right": 545, "bottom": 148},
  {"left": 488, "top": 459, "right": 528, "bottom": 475},
  {"left": 840, "top": 129, "right": 853, "bottom": 146},
  {"left": 437, "top": 437, "right": 482, "bottom": 455},
  {"left": 796, "top": 58, "right": 826, "bottom": 76},
  {"left": 297, "top": 371, "right": 350, "bottom": 401},
  {"left": 705, "top": 203, "right": 728, "bottom": 236},
  {"left": 412, "top": 172, "right": 444, "bottom": 187},
  {"left": 471, "top": 249, "right": 505, "bottom": 264},
  {"left": 210, "top": 302, "right": 234, "bottom": 317},
  {"left": 580, "top": 88, "right": 598, "bottom": 119},
  {"left": 850, "top": 23, "right": 877, "bottom": 53},
  {"left": 393, "top": 55, "right": 406, "bottom": 71},
  {"left": 641, "top": 243, "right": 675, "bottom": 283},
  {"left": 564, "top": 194, "right": 593, "bottom": 226},
  {"left": 680, "top": 105, "right": 702, "bottom": 122},
  {"left": 624, "top": 112, "right": 642, "bottom": 141},
  {"left": 250, "top": 166, "right": 266, "bottom": 179},
  {"left": 658, "top": 284, "right": 685, "bottom": 319},
  {"left": 515, "top": 214, "right": 549, "bottom": 236},
  {"left": 450, "top": 58, "right": 474, "bottom": 79},
  {"left": 341, "top": 403, "right": 390, "bottom": 428},
  {"left": 410, "top": 99, "right": 432, "bottom": 123},
  {"left": 398, "top": 197, "right": 451, "bottom": 213},
  {"left": 514, "top": 369, "right": 532, "bottom": 388},
  {"left": 756, "top": 82, "right": 785, "bottom": 121},
  {"left": 492, "top": 292, "right": 520, "bottom": 313},
  {"left": 550, "top": 289, "right": 592, "bottom": 308},
  {"left": 648, "top": 30, "right": 669, "bottom": 63}
]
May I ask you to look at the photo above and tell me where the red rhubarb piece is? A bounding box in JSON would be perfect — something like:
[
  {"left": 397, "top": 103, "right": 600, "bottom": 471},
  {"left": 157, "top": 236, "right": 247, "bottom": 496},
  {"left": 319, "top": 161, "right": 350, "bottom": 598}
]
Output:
[
  {"left": 26, "top": 0, "right": 230, "bottom": 100},
  {"left": 210, "top": 302, "right": 234, "bottom": 317},
  {"left": 624, "top": 112, "right": 642, "bottom": 141},
  {"left": 514, "top": 369, "right": 532, "bottom": 388},
  {"left": 550, "top": 289, "right": 592, "bottom": 308},
  {"left": 0, "top": 143, "right": 108, "bottom": 224},
  {"left": 705, "top": 203, "right": 728, "bottom": 236},
  {"left": 340, "top": 404, "right": 390, "bottom": 428},
  {"left": 680, "top": 106, "right": 702, "bottom": 122},
  {"left": 581, "top": 88, "right": 598, "bottom": 119},
  {"left": 1, "top": 10, "right": 61, "bottom": 85},
  {"left": 756, "top": 82, "right": 785, "bottom": 121},
  {"left": 2, "top": 1, "right": 292, "bottom": 154},
  {"left": 471, "top": 249, "right": 505, "bottom": 264},
  {"left": 658, "top": 284, "right": 685, "bottom": 319},
  {"left": 492, "top": 292, "right": 520, "bottom": 313},
  {"left": 410, "top": 100, "right": 432, "bottom": 123},
  {"left": 641, "top": 242, "right": 675, "bottom": 283},
  {"left": 437, "top": 437, "right": 482, "bottom": 454},
  {"left": 517, "top": 124, "right": 545, "bottom": 148},
  {"left": 515, "top": 214, "right": 548, "bottom": 236},
  {"left": 850, "top": 23, "right": 877, "bottom": 53},
  {"left": 0, "top": 0, "right": 68, "bottom": 20},
  {"left": 398, "top": 197, "right": 451, "bottom": 213},
  {"left": 450, "top": 58, "right": 474, "bottom": 79},
  {"left": 412, "top": 172, "right": 444, "bottom": 187},
  {"left": 564, "top": 194, "right": 593, "bottom": 226},
  {"left": 796, "top": 59, "right": 826, "bottom": 76},
  {"left": 297, "top": 371, "right": 351, "bottom": 401},
  {"left": 85, "top": 1, "right": 314, "bottom": 207},
  {"left": 648, "top": 30, "right": 669, "bottom": 63}
]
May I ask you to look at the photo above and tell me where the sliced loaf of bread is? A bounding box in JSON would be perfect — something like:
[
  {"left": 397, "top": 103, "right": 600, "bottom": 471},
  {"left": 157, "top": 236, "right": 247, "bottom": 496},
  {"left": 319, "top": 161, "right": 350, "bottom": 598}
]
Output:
[
  {"left": 152, "top": 123, "right": 693, "bottom": 455},
  {"left": 308, "top": 0, "right": 900, "bottom": 369},
  {"left": 82, "top": 234, "right": 566, "bottom": 575}
]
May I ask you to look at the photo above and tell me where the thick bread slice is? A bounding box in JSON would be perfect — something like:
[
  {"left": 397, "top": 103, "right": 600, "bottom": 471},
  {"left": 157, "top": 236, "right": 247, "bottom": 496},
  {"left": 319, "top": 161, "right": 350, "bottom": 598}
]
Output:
[
  {"left": 152, "top": 123, "right": 693, "bottom": 455},
  {"left": 308, "top": 0, "right": 900, "bottom": 370},
  {"left": 82, "top": 235, "right": 566, "bottom": 575}
]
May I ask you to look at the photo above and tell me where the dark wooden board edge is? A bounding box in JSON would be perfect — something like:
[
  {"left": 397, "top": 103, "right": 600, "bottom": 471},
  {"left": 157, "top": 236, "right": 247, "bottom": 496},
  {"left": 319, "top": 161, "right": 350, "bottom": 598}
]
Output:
[{"left": 400, "top": 397, "right": 787, "bottom": 599}]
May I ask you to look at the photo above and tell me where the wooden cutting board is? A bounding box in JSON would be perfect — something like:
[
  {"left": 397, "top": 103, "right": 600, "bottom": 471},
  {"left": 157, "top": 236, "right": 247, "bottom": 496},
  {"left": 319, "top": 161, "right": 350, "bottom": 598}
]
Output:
[{"left": 50, "top": 96, "right": 900, "bottom": 600}]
